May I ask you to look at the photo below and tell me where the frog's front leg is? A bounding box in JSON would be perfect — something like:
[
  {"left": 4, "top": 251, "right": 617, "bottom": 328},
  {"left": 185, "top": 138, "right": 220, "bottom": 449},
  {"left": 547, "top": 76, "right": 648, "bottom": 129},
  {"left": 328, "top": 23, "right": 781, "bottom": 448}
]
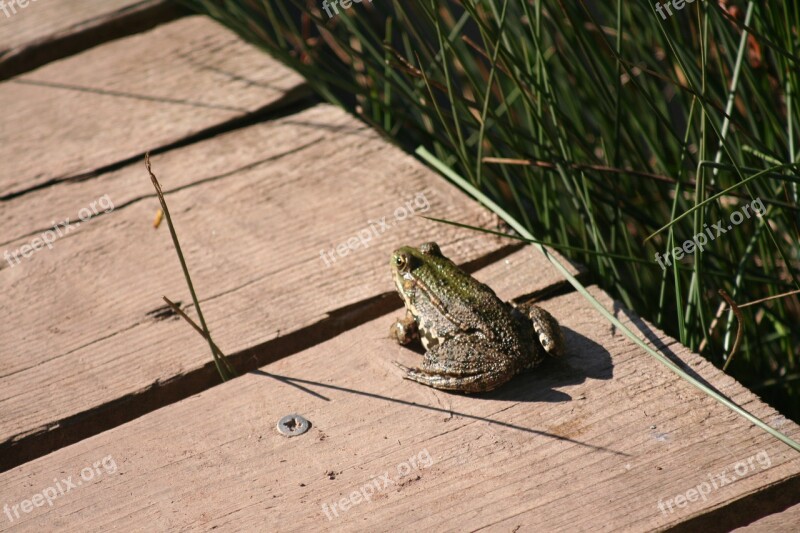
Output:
[
  {"left": 389, "top": 310, "right": 418, "bottom": 345},
  {"left": 394, "top": 334, "right": 514, "bottom": 392},
  {"left": 520, "top": 303, "right": 565, "bottom": 358}
]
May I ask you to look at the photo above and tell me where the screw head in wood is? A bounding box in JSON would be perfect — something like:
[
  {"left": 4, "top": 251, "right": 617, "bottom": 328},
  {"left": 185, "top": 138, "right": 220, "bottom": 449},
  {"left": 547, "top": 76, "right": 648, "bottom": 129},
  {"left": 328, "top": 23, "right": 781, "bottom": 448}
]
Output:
[{"left": 277, "top": 414, "right": 311, "bottom": 437}]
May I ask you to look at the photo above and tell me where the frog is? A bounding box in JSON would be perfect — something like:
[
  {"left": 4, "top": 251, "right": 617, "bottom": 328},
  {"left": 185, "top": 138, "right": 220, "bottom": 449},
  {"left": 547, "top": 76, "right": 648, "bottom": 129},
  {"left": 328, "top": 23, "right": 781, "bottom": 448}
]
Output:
[{"left": 389, "top": 242, "right": 565, "bottom": 393}]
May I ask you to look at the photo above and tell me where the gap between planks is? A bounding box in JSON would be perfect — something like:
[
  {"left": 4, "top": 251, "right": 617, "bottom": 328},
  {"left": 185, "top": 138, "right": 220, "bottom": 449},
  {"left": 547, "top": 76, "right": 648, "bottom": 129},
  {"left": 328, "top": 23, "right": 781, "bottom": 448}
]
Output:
[
  {"left": 0, "top": 243, "right": 552, "bottom": 473},
  {"left": 1, "top": 96, "right": 584, "bottom": 472},
  {"left": 0, "top": 15, "right": 309, "bottom": 198},
  {"left": 0, "top": 280, "right": 796, "bottom": 531},
  {"left": 0, "top": 0, "right": 188, "bottom": 81},
  {"left": 0, "top": 87, "right": 318, "bottom": 204}
]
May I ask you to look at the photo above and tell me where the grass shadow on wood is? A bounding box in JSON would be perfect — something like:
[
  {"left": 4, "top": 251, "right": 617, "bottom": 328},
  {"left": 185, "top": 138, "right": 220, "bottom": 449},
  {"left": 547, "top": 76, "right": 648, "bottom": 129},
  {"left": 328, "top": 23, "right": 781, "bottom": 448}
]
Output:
[
  {"left": 613, "top": 300, "right": 735, "bottom": 405},
  {"left": 251, "top": 369, "right": 628, "bottom": 457}
]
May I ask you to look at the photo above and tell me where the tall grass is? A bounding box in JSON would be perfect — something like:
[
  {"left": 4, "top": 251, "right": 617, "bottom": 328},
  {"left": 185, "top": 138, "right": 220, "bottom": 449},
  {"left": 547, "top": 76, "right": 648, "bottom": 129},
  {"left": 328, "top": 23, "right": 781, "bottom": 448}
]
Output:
[{"left": 181, "top": 1, "right": 800, "bottom": 422}]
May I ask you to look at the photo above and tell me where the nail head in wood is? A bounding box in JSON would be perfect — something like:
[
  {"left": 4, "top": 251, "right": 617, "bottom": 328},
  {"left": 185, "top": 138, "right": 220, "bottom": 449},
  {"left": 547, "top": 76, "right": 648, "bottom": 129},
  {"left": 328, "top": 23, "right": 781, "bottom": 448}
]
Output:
[{"left": 277, "top": 414, "right": 311, "bottom": 437}]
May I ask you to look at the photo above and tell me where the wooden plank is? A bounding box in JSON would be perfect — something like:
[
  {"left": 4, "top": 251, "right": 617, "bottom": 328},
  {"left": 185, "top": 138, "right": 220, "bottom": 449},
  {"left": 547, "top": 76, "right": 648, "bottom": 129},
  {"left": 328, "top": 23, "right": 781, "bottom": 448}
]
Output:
[
  {"left": 0, "top": 1, "right": 185, "bottom": 81},
  {"left": 0, "top": 252, "right": 796, "bottom": 531},
  {"left": 0, "top": 14, "right": 308, "bottom": 198},
  {"left": 0, "top": 103, "right": 579, "bottom": 471},
  {"left": 735, "top": 503, "right": 800, "bottom": 531}
]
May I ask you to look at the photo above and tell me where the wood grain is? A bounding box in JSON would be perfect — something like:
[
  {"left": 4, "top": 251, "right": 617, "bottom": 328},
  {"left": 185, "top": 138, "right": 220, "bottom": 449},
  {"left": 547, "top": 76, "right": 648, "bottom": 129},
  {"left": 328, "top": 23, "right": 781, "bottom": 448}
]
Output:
[
  {"left": 0, "top": 0, "right": 184, "bottom": 80},
  {"left": 3, "top": 4, "right": 794, "bottom": 529},
  {"left": 0, "top": 15, "right": 307, "bottom": 198},
  {"left": 0, "top": 251, "right": 795, "bottom": 531},
  {"left": 0, "top": 103, "right": 578, "bottom": 470}
]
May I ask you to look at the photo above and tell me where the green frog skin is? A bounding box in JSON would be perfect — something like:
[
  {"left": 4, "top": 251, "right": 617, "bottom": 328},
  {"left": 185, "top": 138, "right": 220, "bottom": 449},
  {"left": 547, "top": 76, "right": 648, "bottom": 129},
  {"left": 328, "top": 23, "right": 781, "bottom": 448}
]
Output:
[{"left": 389, "top": 242, "right": 565, "bottom": 392}]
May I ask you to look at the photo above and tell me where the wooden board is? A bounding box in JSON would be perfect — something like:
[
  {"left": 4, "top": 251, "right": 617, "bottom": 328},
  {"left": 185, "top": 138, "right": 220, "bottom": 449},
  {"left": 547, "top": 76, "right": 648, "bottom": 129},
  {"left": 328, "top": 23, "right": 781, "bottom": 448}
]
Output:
[
  {"left": 0, "top": 102, "right": 579, "bottom": 471},
  {"left": 0, "top": 252, "right": 796, "bottom": 531},
  {"left": 3, "top": 3, "right": 796, "bottom": 529},
  {"left": 0, "top": 14, "right": 308, "bottom": 198},
  {"left": 0, "top": 0, "right": 184, "bottom": 80}
]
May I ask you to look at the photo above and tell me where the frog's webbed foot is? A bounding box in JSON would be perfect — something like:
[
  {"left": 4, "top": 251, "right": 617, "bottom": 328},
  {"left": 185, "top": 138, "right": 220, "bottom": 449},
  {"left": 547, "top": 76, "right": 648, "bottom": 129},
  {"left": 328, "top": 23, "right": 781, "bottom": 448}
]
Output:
[
  {"left": 522, "top": 304, "right": 565, "bottom": 358},
  {"left": 394, "top": 335, "right": 514, "bottom": 393},
  {"left": 389, "top": 310, "right": 418, "bottom": 345}
]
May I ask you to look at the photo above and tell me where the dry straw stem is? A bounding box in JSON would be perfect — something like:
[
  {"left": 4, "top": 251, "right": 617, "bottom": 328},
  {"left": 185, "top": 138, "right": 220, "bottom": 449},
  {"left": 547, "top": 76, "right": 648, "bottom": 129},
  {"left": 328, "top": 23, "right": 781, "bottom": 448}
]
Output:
[
  {"left": 718, "top": 289, "right": 743, "bottom": 372},
  {"left": 145, "top": 153, "right": 236, "bottom": 381},
  {"left": 181, "top": 0, "right": 800, "bottom": 430},
  {"left": 161, "top": 296, "right": 228, "bottom": 360},
  {"left": 700, "top": 288, "right": 800, "bottom": 353}
]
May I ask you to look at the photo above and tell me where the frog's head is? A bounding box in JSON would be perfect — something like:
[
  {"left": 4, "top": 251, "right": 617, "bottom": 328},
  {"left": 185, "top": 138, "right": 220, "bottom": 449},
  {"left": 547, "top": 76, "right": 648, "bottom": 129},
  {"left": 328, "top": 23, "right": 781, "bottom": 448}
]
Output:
[{"left": 390, "top": 242, "right": 446, "bottom": 308}]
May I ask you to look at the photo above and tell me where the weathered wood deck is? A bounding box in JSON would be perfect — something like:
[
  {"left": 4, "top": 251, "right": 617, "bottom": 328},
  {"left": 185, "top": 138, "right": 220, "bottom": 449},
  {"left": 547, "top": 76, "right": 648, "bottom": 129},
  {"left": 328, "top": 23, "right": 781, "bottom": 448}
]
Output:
[{"left": 1, "top": 4, "right": 798, "bottom": 531}]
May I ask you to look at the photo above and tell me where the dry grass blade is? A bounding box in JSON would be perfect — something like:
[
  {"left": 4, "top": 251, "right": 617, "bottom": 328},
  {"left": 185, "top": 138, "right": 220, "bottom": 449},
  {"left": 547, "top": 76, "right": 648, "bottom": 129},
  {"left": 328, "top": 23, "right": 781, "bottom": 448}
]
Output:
[
  {"left": 182, "top": 0, "right": 800, "bottom": 426},
  {"left": 718, "top": 290, "right": 743, "bottom": 372},
  {"left": 162, "top": 296, "right": 228, "bottom": 361},
  {"left": 145, "top": 153, "right": 236, "bottom": 381}
]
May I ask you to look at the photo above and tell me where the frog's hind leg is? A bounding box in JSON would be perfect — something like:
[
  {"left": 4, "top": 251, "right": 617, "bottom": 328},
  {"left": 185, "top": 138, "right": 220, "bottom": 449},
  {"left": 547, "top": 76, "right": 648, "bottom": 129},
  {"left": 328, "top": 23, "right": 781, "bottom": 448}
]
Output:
[
  {"left": 522, "top": 304, "right": 565, "bottom": 358},
  {"left": 395, "top": 335, "right": 513, "bottom": 393}
]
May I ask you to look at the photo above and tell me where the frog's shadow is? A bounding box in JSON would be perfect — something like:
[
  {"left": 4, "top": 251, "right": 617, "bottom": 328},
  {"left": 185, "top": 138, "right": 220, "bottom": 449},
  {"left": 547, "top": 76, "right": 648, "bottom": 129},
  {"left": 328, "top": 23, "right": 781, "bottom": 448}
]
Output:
[{"left": 429, "top": 326, "right": 613, "bottom": 403}]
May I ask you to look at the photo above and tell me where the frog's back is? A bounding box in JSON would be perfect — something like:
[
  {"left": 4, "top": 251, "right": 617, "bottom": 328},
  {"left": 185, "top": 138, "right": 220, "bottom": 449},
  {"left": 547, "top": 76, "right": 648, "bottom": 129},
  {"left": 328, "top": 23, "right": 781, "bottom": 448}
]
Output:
[{"left": 422, "top": 254, "right": 519, "bottom": 339}]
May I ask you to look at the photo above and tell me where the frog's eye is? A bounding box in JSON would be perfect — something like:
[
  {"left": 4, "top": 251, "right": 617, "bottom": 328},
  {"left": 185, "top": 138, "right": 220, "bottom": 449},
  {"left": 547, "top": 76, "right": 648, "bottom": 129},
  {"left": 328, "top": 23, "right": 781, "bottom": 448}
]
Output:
[
  {"left": 419, "top": 242, "right": 442, "bottom": 257},
  {"left": 393, "top": 252, "right": 413, "bottom": 272}
]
